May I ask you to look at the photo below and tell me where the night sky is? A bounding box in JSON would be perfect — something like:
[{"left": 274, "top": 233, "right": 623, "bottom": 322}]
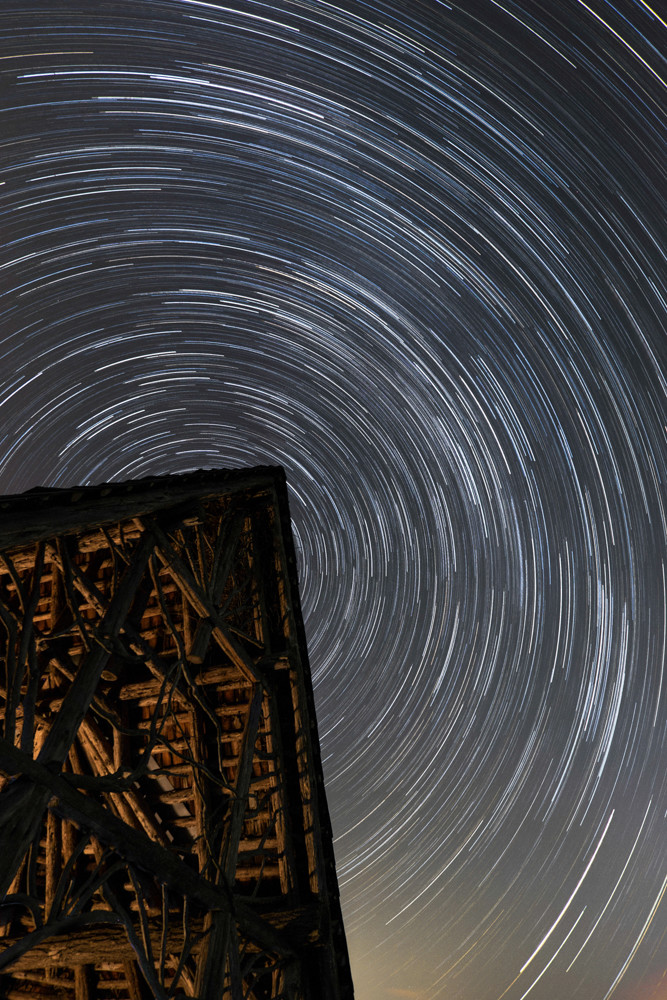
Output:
[{"left": 1, "top": 2, "right": 666, "bottom": 998}]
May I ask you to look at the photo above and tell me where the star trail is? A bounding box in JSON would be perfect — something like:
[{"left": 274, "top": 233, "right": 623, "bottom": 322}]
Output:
[{"left": 1, "top": 1, "right": 666, "bottom": 997}]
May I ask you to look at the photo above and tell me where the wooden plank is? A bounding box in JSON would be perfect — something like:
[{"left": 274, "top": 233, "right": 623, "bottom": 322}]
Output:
[
  {"left": 0, "top": 601, "right": 19, "bottom": 746},
  {"left": 188, "top": 703, "right": 214, "bottom": 877},
  {"left": 44, "top": 810, "right": 60, "bottom": 920},
  {"left": 0, "top": 911, "right": 123, "bottom": 973}
]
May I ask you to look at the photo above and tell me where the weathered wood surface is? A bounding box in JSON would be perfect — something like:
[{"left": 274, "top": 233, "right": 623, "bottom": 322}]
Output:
[{"left": 0, "top": 905, "right": 319, "bottom": 971}]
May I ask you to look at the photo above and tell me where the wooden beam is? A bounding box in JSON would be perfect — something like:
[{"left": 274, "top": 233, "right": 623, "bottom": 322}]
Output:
[
  {"left": 0, "top": 543, "right": 45, "bottom": 754},
  {"left": 74, "top": 964, "right": 95, "bottom": 1000},
  {"left": 2, "top": 920, "right": 178, "bottom": 970},
  {"left": 0, "top": 905, "right": 318, "bottom": 972},
  {"left": 0, "top": 911, "right": 122, "bottom": 973},
  {"left": 193, "top": 910, "right": 232, "bottom": 1000},
  {"left": 124, "top": 958, "right": 150, "bottom": 1000}
]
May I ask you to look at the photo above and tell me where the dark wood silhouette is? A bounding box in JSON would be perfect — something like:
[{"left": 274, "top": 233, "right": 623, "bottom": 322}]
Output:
[{"left": 0, "top": 467, "right": 353, "bottom": 1000}]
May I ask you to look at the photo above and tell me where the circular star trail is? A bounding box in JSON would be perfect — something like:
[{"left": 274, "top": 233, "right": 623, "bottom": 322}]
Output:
[{"left": 1, "top": 2, "right": 666, "bottom": 997}]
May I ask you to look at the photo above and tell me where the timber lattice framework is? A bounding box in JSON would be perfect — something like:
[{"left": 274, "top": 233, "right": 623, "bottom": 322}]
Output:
[{"left": 0, "top": 467, "right": 354, "bottom": 1000}]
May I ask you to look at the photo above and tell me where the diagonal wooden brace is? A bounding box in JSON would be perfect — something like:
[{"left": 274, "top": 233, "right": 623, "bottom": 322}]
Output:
[
  {"left": 0, "top": 529, "right": 156, "bottom": 897},
  {"left": 194, "top": 682, "right": 265, "bottom": 1000},
  {"left": 145, "top": 519, "right": 272, "bottom": 690},
  {"left": 0, "top": 739, "right": 296, "bottom": 962}
]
